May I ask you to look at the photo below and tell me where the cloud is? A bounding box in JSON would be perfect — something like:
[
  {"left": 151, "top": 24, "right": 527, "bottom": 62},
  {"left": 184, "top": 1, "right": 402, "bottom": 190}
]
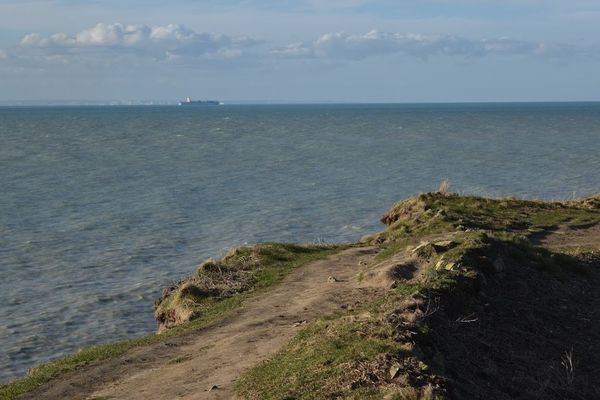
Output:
[
  {"left": 5, "top": 24, "right": 593, "bottom": 73},
  {"left": 272, "top": 42, "right": 315, "bottom": 58},
  {"left": 18, "top": 23, "right": 262, "bottom": 61},
  {"left": 274, "top": 30, "right": 579, "bottom": 60}
]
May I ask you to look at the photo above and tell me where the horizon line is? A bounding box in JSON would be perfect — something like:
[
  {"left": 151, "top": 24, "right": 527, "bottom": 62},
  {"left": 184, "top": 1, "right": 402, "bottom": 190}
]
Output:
[{"left": 1, "top": 99, "right": 600, "bottom": 107}]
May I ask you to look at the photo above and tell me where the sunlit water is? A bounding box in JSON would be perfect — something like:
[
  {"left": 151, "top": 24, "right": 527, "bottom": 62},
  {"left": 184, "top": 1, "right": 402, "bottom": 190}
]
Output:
[{"left": 1, "top": 103, "right": 599, "bottom": 382}]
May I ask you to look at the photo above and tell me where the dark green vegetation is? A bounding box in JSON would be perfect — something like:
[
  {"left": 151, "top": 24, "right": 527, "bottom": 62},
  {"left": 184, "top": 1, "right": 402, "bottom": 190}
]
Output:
[
  {"left": 0, "top": 243, "right": 343, "bottom": 400},
  {"left": 237, "top": 192, "right": 600, "bottom": 399}
]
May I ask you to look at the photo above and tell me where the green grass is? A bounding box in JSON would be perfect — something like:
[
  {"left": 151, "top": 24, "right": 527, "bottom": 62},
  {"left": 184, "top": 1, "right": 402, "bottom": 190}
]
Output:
[
  {"left": 236, "top": 275, "right": 448, "bottom": 399},
  {"left": 374, "top": 192, "right": 600, "bottom": 262},
  {"left": 0, "top": 334, "right": 156, "bottom": 400},
  {"left": 155, "top": 243, "right": 347, "bottom": 330},
  {"left": 236, "top": 316, "right": 405, "bottom": 399},
  {"left": 238, "top": 192, "right": 600, "bottom": 399},
  {"left": 526, "top": 207, "right": 600, "bottom": 230},
  {"left": 0, "top": 243, "right": 345, "bottom": 400},
  {"left": 385, "top": 192, "right": 600, "bottom": 232}
]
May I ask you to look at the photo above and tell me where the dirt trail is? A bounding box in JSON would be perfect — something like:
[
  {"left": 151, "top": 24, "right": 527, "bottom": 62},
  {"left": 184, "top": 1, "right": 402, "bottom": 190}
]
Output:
[
  {"left": 530, "top": 223, "right": 600, "bottom": 249},
  {"left": 26, "top": 246, "right": 394, "bottom": 400}
]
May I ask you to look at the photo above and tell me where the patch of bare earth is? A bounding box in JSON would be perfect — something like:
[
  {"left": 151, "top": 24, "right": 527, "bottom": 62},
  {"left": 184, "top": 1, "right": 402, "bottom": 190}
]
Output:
[
  {"left": 530, "top": 222, "right": 600, "bottom": 249},
  {"left": 24, "top": 246, "right": 394, "bottom": 400}
]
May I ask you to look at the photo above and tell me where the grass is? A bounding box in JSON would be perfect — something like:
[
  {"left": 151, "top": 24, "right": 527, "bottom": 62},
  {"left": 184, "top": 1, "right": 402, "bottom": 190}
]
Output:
[
  {"left": 237, "top": 191, "right": 600, "bottom": 399},
  {"left": 236, "top": 310, "right": 406, "bottom": 399},
  {"left": 155, "top": 243, "right": 347, "bottom": 330},
  {"left": 0, "top": 243, "right": 345, "bottom": 400},
  {"left": 0, "top": 334, "right": 157, "bottom": 400},
  {"left": 429, "top": 230, "right": 592, "bottom": 276},
  {"left": 236, "top": 274, "right": 449, "bottom": 399},
  {"left": 374, "top": 192, "right": 600, "bottom": 262},
  {"left": 236, "top": 244, "right": 465, "bottom": 400},
  {"left": 236, "top": 232, "right": 590, "bottom": 398}
]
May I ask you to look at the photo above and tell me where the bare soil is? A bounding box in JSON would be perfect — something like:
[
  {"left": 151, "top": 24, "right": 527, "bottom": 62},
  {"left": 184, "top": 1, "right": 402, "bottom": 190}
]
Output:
[
  {"left": 530, "top": 222, "right": 600, "bottom": 248},
  {"left": 24, "top": 246, "right": 391, "bottom": 400}
]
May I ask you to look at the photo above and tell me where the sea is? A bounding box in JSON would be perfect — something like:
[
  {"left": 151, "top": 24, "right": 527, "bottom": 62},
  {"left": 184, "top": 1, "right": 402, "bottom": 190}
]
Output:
[{"left": 1, "top": 102, "right": 600, "bottom": 383}]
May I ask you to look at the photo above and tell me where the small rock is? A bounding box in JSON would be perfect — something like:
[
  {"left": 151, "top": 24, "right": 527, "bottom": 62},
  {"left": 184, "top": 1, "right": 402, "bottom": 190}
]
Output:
[
  {"left": 433, "top": 240, "right": 455, "bottom": 250},
  {"left": 389, "top": 363, "right": 401, "bottom": 379},
  {"left": 208, "top": 385, "right": 220, "bottom": 391},
  {"left": 327, "top": 276, "right": 339, "bottom": 283},
  {"left": 435, "top": 259, "right": 446, "bottom": 270},
  {"left": 411, "top": 241, "right": 431, "bottom": 254}
]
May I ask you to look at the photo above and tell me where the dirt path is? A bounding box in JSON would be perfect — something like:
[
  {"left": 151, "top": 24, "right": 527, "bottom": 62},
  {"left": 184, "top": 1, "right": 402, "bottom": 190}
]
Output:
[
  {"left": 530, "top": 222, "right": 600, "bottom": 249},
  {"left": 25, "top": 246, "right": 392, "bottom": 400}
]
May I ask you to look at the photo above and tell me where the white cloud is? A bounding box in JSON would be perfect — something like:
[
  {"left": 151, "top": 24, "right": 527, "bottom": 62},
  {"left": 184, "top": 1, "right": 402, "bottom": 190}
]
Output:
[
  {"left": 274, "top": 30, "right": 578, "bottom": 60},
  {"left": 5, "top": 24, "right": 592, "bottom": 73},
  {"left": 18, "top": 23, "right": 262, "bottom": 60},
  {"left": 272, "top": 42, "right": 315, "bottom": 58}
]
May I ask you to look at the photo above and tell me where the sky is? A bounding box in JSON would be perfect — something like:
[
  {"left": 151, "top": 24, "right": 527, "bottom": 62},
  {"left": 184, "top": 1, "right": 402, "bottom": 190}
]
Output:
[{"left": 0, "top": 0, "right": 599, "bottom": 103}]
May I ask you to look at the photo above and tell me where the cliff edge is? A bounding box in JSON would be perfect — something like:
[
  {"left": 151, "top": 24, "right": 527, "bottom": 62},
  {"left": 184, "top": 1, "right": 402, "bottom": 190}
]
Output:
[{"left": 2, "top": 191, "right": 600, "bottom": 400}]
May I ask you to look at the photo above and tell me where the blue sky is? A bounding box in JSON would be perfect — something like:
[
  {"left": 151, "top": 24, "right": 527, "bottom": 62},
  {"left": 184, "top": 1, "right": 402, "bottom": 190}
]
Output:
[{"left": 0, "top": 0, "right": 599, "bottom": 102}]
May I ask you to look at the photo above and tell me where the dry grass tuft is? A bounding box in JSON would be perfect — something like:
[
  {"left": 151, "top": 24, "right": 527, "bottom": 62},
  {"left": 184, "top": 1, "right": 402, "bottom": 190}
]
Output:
[
  {"left": 561, "top": 348, "right": 574, "bottom": 385},
  {"left": 437, "top": 180, "right": 450, "bottom": 196}
]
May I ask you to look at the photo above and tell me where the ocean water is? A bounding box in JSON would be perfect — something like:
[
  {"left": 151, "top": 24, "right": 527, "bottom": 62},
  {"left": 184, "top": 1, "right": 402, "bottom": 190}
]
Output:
[{"left": 1, "top": 103, "right": 600, "bottom": 383}]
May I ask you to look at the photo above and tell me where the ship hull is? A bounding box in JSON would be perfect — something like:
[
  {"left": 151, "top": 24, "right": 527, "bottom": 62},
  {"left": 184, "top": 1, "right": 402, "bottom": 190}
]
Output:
[{"left": 178, "top": 101, "right": 220, "bottom": 106}]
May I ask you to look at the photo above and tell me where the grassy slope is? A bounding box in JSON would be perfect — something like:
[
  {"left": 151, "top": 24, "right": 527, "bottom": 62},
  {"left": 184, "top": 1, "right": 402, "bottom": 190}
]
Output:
[
  {"left": 237, "top": 192, "right": 600, "bottom": 399},
  {"left": 0, "top": 243, "right": 345, "bottom": 400}
]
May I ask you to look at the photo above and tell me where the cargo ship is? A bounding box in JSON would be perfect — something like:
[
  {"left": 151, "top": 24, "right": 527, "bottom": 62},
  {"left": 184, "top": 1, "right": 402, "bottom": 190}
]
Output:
[{"left": 178, "top": 97, "right": 221, "bottom": 106}]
